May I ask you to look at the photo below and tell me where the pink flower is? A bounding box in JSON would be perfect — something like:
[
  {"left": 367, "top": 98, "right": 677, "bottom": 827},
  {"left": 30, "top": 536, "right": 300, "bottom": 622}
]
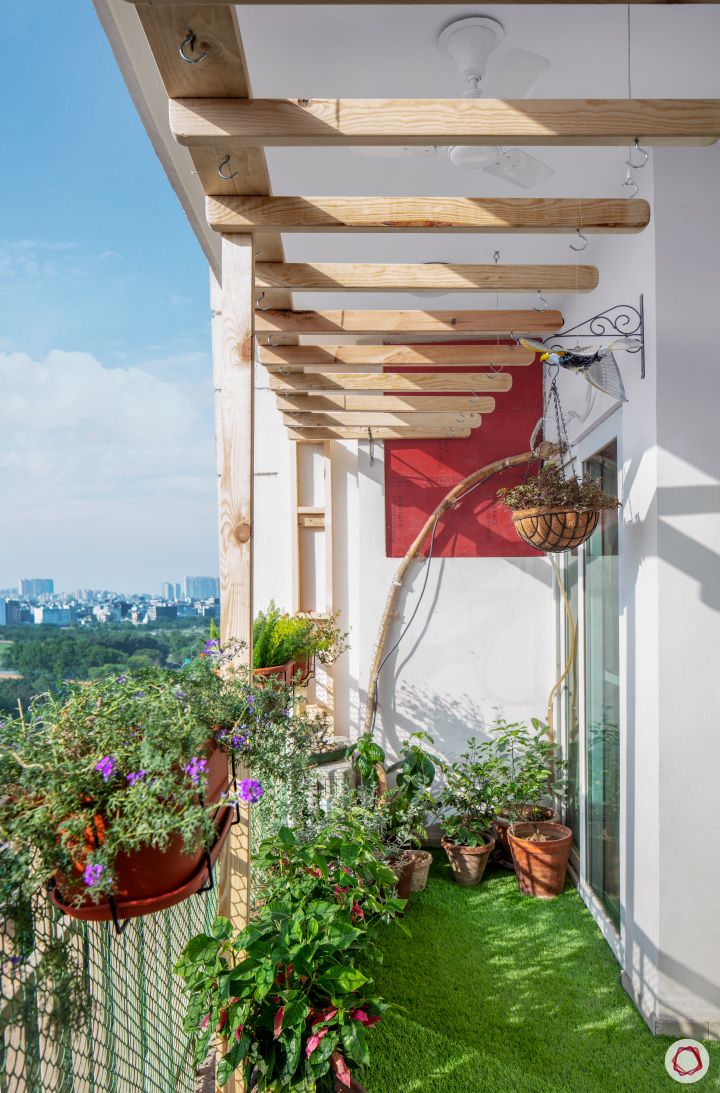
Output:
[
  {"left": 351, "top": 901, "right": 365, "bottom": 922},
  {"left": 273, "top": 1006, "right": 285, "bottom": 1039},
  {"left": 305, "top": 1025, "right": 329, "bottom": 1057},
  {"left": 350, "top": 1008, "right": 380, "bottom": 1027},
  {"left": 331, "top": 1051, "right": 351, "bottom": 1087}
]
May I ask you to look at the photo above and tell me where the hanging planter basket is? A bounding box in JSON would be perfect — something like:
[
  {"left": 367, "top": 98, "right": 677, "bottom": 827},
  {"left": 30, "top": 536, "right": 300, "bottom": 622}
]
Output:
[{"left": 511, "top": 505, "right": 600, "bottom": 553}]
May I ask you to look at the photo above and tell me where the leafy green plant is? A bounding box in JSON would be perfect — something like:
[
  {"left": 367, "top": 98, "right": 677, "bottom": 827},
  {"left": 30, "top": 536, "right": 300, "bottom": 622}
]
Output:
[
  {"left": 487, "top": 717, "right": 567, "bottom": 831},
  {"left": 433, "top": 738, "right": 505, "bottom": 847},
  {"left": 497, "top": 461, "right": 620, "bottom": 513},
  {"left": 379, "top": 733, "right": 436, "bottom": 855},
  {"left": 253, "top": 603, "right": 349, "bottom": 671},
  {"left": 176, "top": 810, "right": 404, "bottom": 1091},
  {"left": 345, "top": 734, "right": 386, "bottom": 788}
]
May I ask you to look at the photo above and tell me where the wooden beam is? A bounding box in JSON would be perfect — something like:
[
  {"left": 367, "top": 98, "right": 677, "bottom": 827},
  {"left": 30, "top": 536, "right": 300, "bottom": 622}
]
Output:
[
  {"left": 208, "top": 196, "right": 651, "bottom": 234},
  {"left": 269, "top": 372, "right": 512, "bottom": 393},
  {"left": 286, "top": 427, "right": 472, "bottom": 441},
  {"left": 255, "top": 262, "right": 597, "bottom": 293},
  {"left": 256, "top": 309, "right": 563, "bottom": 336},
  {"left": 260, "top": 344, "right": 534, "bottom": 368},
  {"left": 274, "top": 394, "right": 496, "bottom": 414},
  {"left": 282, "top": 411, "right": 482, "bottom": 428},
  {"left": 171, "top": 98, "right": 720, "bottom": 148},
  {"left": 211, "top": 238, "right": 254, "bottom": 1093}
]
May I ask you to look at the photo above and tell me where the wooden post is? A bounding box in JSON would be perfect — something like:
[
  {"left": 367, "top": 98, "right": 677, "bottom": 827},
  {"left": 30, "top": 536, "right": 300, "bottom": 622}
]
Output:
[{"left": 211, "top": 233, "right": 254, "bottom": 1093}]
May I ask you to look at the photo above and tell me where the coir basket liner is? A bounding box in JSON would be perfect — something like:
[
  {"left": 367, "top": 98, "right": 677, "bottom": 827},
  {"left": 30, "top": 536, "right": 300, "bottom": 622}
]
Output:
[{"left": 512, "top": 505, "right": 600, "bottom": 553}]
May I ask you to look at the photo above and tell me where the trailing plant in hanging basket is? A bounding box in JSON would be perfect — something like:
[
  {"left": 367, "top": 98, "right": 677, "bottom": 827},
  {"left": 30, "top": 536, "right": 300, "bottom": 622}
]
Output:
[{"left": 497, "top": 462, "right": 620, "bottom": 552}]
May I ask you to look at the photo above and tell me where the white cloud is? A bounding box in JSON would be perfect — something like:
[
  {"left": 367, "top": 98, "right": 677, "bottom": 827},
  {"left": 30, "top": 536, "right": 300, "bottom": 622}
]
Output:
[{"left": 0, "top": 349, "right": 218, "bottom": 589}]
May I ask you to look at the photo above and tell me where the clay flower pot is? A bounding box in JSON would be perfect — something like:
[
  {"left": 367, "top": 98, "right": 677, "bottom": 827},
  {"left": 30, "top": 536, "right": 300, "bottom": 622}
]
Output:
[
  {"left": 388, "top": 850, "right": 415, "bottom": 900},
  {"left": 512, "top": 506, "right": 600, "bottom": 553},
  {"left": 441, "top": 834, "right": 495, "bottom": 887},
  {"left": 493, "top": 809, "right": 555, "bottom": 870},
  {"left": 508, "top": 821, "right": 572, "bottom": 899},
  {"left": 408, "top": 849, "right": 432, "bottom": 893},
  {"left": 51, "top": 745, "right": 234, "bottom": 923},
  {"left": 253, "top": 661, "right": 294, "bottom": 685}
]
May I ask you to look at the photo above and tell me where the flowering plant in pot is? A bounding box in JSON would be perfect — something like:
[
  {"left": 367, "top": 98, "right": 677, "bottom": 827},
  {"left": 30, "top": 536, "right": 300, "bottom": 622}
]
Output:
[
  {"left": 176, "top": 808, "right": 403, "bottom": 1091},
  {"left": 499, "top": 719, "right": 571, "bottom": 899},
  {"left": 253, "top": 603, "right": 349, "bottom": 684},
  {"left": 497, "top": 461, "right": 620, "bottom": 552},
  {"left": 433, "top": 739, "right": 503, "bottom": 886},
  {"left": 0, "top": 666, "right": 260, "bottom": 925}
]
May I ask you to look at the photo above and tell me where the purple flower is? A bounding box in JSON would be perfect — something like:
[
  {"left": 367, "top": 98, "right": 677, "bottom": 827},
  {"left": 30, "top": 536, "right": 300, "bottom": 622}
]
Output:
[
  {"left": 126, "top": 770, "right": 146, "bottom": 786},
  {"left": 83, "top": 863, "right": 104, "bottom": 887},
  {"left": 174, "top": 688, "right": 187, "bottom": 700},
  {"left": 95, "top": 755, "right": 116, "bottom": 782},
  {"left": 216, "top": 729, "right": 229, "bottom": 743},
  {"left": 231, "top": 733, "right": 247, "bottom": 750},
  {"left": 116, "top": 675, "right": 127, "bottom": 684},
  {"left": 203, "top": 639, "right": 220, "bottom": 655},
  {"left": 238, "top": 778, "right": 263, "bottom": 804},
  {"left": 247, "top": 695, "right": 255, "bottom": 710},
  {"left": 184, "top": 756, "right": 207, "bottom": 785}
]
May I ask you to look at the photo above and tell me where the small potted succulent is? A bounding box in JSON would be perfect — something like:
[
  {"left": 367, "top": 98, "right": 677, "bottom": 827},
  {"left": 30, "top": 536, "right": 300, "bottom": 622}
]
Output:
[
  {"left": 434, "top": 739, "right": 502, "bottom": 886},
  {"left": 502, "top": 720, "right": 571, "bottom": 899},
  {"left": 497, "top": 460, "right": 620, "bottom": 552},
  {"left": 176, "top": 809, "right": 403, "bottom": 1092},
  {"left": 253, "top": 603, "right": 349, "bottom": 685}
]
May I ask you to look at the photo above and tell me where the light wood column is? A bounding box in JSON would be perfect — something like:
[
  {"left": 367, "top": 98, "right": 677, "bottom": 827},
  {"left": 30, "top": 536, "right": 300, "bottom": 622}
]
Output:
[{"left": 211, "top": 233, "right": 255, "bottom": 1093}]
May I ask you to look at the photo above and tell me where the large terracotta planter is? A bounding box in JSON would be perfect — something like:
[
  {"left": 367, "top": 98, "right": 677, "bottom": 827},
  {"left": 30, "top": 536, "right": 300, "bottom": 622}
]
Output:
[
  {"left": 51, "top": 744, "right": 233, "bottom": 923},
  {"left": 493, "top": 809, "right": 556, "bottom": 870},
  {"left": 508, "top": 821, "right": 572, "bottom": 898},
  {"left": 253, "top": 661, "right": 294, "bottom": 685},
  {"left": 512, "top": 505, "right": 600, "bottom": 553},
  {"left": 441, "top": 834, "right": 495, "bottom": 887},
  {"left": 408, "top": 849, "right": 432, "bottom": 893}
]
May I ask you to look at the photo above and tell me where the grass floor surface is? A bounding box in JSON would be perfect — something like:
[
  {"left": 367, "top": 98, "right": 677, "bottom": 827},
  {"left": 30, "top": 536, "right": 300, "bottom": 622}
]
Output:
[{"left": 361, "top": 853, "right": 720, "bottom": 1093}]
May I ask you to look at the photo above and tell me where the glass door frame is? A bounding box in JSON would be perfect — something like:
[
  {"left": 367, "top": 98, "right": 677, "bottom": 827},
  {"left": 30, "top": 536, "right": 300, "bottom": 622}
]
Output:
[{"left": 558, "top": 411, "right": 626, "bottom": 964}]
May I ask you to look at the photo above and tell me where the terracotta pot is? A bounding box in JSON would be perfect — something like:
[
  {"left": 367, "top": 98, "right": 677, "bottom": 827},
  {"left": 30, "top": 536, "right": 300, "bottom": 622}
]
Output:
[
  {"left": 493, "top": 809, "right": 555, "bottom": 870},
  {"left": 508, "top": 821, "right": 572, "bottom": 898},
  {"left": 491, "top": 817, "right": 515, "bottom": 869},
  {"left": 388, "top": 850, "right": 415, "bottom": 900},
  {"left": 408, "top": 849, "right": 432, "bottom": 893},
  {"left": 253, "top": 661, "right": 293, "bottom": 685},
  {"left": 512, "top": 505, "right": 600, "bottom": 553},
  {"left": 52, "top": 744, "right": 233, "bottom": 922},
  {"left": 441, "top": 834, "right": 495, "bottom": 887}
]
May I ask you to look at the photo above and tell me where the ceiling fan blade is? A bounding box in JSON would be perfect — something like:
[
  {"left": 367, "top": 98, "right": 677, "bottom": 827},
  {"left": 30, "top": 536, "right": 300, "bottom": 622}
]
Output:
[
  {"left": 485, "top": 48, "right": 550, "bottom": 99},
  {"left": 584, "top": 354, "right": 628, "bottom": 403},
  {"left": 482, "top": 148, "right": 555, "bottom": 190}
]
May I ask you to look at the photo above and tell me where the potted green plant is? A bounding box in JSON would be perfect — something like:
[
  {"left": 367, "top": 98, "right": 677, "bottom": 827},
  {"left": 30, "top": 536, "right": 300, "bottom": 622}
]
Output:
[
  {"left": 434, "top": 739, "right": 501, "bottom": 886},
  {"left": 500, "top": 719, "right": 571, "bottom": 899},
  {"left": 497, "top": 461, "right": 620, "bottom": 552},
  {"left": 487, "top": 717, "right": 558, "bottom": 869},
  {"left": 176, "top": 809, "right": 403, "bottom": 1092},
  {"left": 253, "top": 603, "right": 349, "bottom": 685},
  {"left": 383, "top": 733, "right": 436, "bottom": 893},
  {"left": 0, "top": 654, "right": 279, "bottom": 926}
]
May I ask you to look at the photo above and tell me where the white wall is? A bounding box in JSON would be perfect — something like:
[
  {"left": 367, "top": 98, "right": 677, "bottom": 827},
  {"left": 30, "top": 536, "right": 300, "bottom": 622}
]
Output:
[{"left": 652, "top": 143, "right": 720, "bottom": 1036}]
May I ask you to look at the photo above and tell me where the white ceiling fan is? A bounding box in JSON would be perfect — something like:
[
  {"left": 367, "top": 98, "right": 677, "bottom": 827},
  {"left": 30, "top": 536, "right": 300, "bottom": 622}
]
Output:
[{"left": 359, "top": 16, "right": 555, "bottom": 190}]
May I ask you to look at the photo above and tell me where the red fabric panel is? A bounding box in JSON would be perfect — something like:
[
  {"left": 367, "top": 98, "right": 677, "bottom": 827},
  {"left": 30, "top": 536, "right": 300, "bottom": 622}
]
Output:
[{"left": 384, "top": 346, "right": 542, "bottom": 558}]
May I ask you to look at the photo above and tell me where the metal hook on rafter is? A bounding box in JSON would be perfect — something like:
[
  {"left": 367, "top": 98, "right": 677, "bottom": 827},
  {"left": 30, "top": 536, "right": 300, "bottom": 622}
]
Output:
[
  {"left": 534, "top": 290, "right": 549, "bottom": 313},
  {"left": 621, "top": 169, "right": 639, "bottom": 199},
  {"left": 179, "top": 30, "right": 207, "bottom": 65},
  {"left": 626, "top": 139, "right": 649, "bottom": 170},
  {"left": 256, "top": 293, "right": 272, "bottom": 312},
  {"left": 217, "top": 155, "right": 238, "bottom": 181},
  {"left": 569, "top": 229, "right": 589, "bottom": 253}
]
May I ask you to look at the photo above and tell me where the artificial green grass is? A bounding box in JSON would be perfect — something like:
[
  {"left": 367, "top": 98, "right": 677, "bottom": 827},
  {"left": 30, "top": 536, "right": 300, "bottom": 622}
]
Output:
[{"left": 361, "top": 854, "right": 720, "bottom": 1093}]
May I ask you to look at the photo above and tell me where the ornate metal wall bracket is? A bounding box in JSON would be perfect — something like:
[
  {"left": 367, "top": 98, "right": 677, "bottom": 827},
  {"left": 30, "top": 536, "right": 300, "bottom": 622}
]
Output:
[{"left": 545, "top": 295, "right": 646, "bottom": 379}]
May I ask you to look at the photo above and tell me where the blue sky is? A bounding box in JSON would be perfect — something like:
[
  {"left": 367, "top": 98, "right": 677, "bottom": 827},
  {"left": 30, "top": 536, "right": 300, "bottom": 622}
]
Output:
[{"left": 1, "top": 3, "right": 218, "bottom": 594}]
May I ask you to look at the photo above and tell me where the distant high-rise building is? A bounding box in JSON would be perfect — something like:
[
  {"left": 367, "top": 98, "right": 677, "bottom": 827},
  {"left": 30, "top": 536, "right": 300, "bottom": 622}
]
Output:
[
  {"left": 32, "top": 606, "right": 75, "bottom": 626},
  {"left": 19, "top": 578, "right": 54, "bottom": 598},
  {"left": 183, "top": 576, "right": 220, "bottom": 600},
  {"left": 2, "top": 600, "right": 24, "bottom": 626},
  {"left": 147, "top": 604, "right": 178, "bottom": 622},
  {"left": 161, "top": 582, "right": 175, "bottom": 601}
]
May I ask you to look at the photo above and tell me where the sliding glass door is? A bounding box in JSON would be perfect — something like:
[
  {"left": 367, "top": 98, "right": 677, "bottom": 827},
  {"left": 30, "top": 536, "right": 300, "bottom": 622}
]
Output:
[{"left": 562, "top": 435, "right": 621, "bottom": 931}]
